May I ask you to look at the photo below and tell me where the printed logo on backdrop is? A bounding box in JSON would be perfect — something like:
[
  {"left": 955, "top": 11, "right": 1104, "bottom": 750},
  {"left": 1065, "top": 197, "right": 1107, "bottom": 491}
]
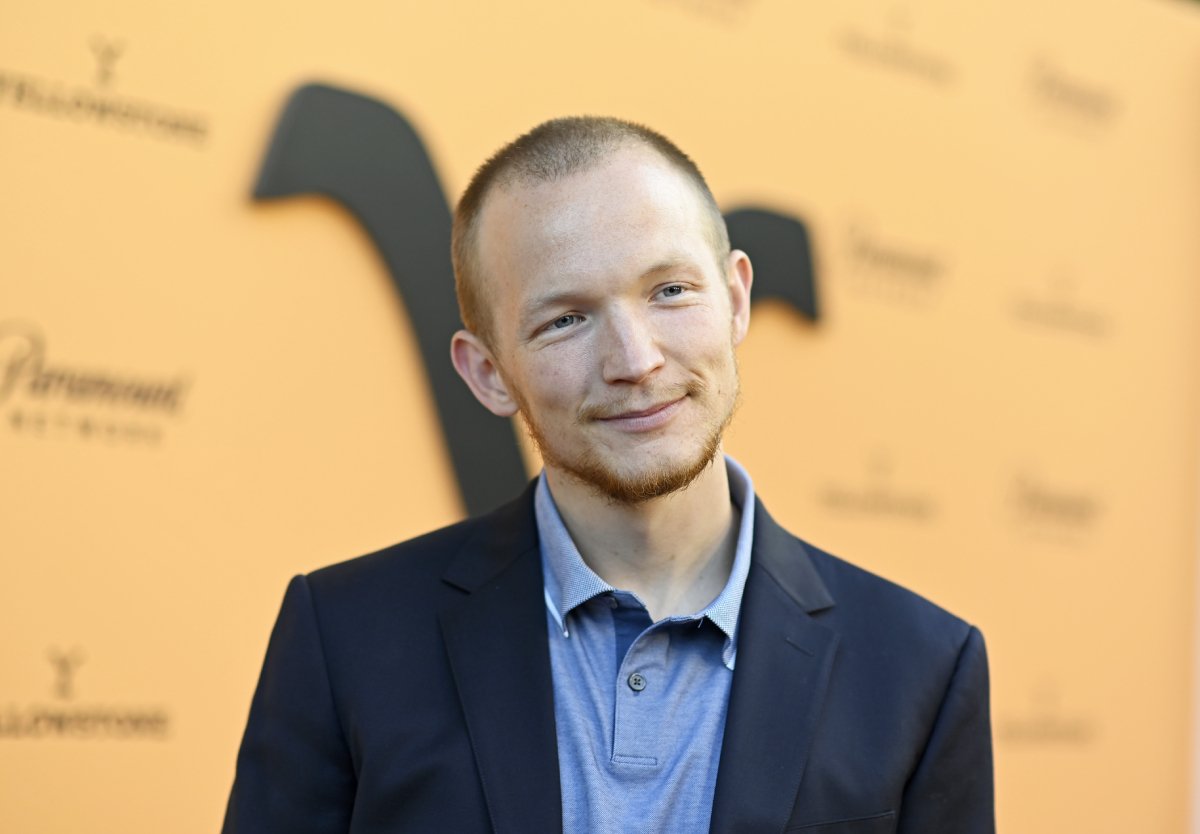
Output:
[
  {"left": 1009, "top": 468, "right": 1104, "bottom": 547},
  {"left": 0, "top": 37, "right": 209, "bottom": 146},
  {"left": 254, "top": 83, "right": 818, "bottom": 516},
  {"left": 817, "top": 449, "right": 937, "bottom": 522},
  {"left": 999, "top": 678, "right": 1098, "bottom": 747},
  {"left": 0, "top": 648, "right": 170, "bottom": 740},
  {"left": 1029, "top": 55, "right": 1121, "bottom": 135},
  {"left": 1011, "top": 270, "right": 1114, "bottom": 341},
  {"left": 837, "top": 7, "right": 958, "bottom": 87},
  {"left": 846, "top": 219, "right": 947, "bottom": 307},
  {"left": 0, "top": 321, "right": 191, "bottom": 447}
]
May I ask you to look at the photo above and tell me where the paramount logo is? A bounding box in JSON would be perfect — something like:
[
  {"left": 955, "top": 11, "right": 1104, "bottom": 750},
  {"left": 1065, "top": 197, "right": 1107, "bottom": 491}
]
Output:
[
  {"left": 0, "top": 320, "right": 192, "bottom": 447},
  {"left": 0, "top": 321, "right": 190, "bottom": 413}
]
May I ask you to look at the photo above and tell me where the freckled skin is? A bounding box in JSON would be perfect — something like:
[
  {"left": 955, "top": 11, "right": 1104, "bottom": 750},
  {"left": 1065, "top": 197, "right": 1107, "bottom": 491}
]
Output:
[
  {"left": 450, "top": 144, "right": 753, "bottom": 617},
  {"left": 472, "top": 146, "right": 749, "bottom": 500}
]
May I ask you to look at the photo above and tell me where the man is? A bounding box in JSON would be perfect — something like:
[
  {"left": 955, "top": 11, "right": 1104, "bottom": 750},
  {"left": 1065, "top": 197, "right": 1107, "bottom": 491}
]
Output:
[{"left": 224, "top": 117, "right": 994, "bottom": 833}]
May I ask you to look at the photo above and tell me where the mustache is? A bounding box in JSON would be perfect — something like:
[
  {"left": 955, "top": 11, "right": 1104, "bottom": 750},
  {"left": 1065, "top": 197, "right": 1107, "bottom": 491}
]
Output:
[{"left": 578, "top": 378, "right": 708, "bottom": 421}]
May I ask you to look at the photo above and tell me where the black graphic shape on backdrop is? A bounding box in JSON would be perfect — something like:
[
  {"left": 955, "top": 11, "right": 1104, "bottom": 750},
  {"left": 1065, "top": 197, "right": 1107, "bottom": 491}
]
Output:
[
  {"left": 726, "top": 209, "right": 819, "bottom": 321},
  {"left": 253, "top": 84, "right": 526, "bottom": 516},
  {"left": 254, "top": 83, "right": 818, "bottom": 517}
]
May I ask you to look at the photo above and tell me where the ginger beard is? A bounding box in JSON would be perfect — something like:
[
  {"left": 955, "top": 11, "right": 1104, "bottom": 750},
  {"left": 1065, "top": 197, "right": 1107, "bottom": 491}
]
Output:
[
  {"left": 463, "top": 147, "right": 752, "bottom": 504},
  {"left": 510, "top": 357, "right": 740, "bottom": 506}
]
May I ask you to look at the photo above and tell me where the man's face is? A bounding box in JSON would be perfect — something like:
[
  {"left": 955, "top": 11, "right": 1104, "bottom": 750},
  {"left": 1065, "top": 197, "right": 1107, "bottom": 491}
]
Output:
[{"left": 467, "top": 146, "right": 752, "bottom": 504}]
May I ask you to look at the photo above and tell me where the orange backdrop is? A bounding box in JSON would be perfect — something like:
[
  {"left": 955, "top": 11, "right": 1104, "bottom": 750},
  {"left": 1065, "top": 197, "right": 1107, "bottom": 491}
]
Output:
[{"left": 3, "top": 1, "right": 1200, "bottom": 832}]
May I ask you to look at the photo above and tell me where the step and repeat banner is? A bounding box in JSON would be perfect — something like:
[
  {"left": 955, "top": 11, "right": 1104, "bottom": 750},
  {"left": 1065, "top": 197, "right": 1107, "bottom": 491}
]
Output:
[{"left": 3, "top": 1, "right": 1199, "bottom": 832}]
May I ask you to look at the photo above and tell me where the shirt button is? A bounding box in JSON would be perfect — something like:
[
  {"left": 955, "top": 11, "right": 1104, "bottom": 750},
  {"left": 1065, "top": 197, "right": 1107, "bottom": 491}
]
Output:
[{"left": 627, "top": 673, "right": 647, "bottom": 692}]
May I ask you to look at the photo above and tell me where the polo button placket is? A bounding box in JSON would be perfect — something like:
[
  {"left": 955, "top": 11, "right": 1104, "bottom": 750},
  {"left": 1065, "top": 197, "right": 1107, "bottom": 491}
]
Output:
[{"left": 611, "top": 626, "right": 672, "bottom": 767}]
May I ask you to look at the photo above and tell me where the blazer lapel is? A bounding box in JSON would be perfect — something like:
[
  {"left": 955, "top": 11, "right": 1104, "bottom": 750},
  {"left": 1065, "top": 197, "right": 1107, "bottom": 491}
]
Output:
[
  {"left": 710, "top": 499, "right": 839, "bottom": 834},
  {"left": 439, "top": 487, "right": 564, "bottom": 834}
]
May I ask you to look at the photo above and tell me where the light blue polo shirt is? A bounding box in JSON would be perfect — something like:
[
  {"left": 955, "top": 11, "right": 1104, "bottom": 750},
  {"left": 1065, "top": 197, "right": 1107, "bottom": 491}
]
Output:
[{"left": 536, "top": 456, "right": 756, "bottom": 833}]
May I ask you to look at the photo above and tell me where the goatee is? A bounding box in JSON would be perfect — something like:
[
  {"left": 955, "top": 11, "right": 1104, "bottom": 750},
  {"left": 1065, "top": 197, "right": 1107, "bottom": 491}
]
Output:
[{"left": 518, "top": 376, "right": 737, "bottom": 505}]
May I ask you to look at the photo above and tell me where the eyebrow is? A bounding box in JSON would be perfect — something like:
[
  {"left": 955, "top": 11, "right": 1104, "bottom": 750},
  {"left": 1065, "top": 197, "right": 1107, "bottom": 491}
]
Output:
[
  {"left": 642, "top": 258, "right": 697, "bottom": 279},
  {"left": 519, "top": 289, "right": 590, "bottom": 332}
]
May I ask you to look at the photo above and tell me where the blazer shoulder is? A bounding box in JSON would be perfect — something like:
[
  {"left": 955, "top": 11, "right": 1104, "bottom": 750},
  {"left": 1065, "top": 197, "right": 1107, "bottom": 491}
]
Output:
[
  {"left": 308, "top": 515, "right": 479, "bottom": 588},
  {"left": 801, "top": 539, "right": 978, "bottom": 658},
  {"left": 302, "top": 480, "right": 540, "bottom": 608}
]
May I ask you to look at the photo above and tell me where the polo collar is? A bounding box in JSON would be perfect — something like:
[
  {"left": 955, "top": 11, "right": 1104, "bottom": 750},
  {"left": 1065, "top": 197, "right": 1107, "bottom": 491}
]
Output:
[{"left": 536, "top": 455, "right": 757, "bottom": 669}]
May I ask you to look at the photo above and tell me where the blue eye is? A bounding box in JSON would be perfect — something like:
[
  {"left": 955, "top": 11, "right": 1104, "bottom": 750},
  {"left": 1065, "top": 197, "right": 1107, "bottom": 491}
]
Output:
[
  {"left": 660, "top": 285, "right": 685, "bottom": 297},
  {"left": 551, "top": 314, "right": 580, "bottom": 330}
]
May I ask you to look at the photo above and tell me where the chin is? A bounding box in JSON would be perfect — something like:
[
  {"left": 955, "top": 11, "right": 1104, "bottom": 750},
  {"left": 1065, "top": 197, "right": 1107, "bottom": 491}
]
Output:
[{"left": 564, "top": 440, "right": 722, "bottom": 505}]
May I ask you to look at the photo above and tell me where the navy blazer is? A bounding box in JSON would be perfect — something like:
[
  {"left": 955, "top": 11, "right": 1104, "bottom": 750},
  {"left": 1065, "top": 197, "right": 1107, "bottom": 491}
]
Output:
[{"left": 224, "top": 484, "right": 994, "bottom": 833}]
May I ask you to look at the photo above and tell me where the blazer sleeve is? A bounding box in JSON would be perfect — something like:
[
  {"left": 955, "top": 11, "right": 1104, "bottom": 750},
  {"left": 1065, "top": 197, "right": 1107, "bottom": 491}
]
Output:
[
  {"left": 897, "top": 625, "right": 995, "bottom": 834},
  {"left": 223, "top": 575, "right": 357, "bottom": 834}
]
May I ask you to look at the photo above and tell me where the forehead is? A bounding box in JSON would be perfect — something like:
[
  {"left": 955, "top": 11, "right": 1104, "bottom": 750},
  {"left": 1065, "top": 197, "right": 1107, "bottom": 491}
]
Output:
[{"left": 474, "top": 147, "right": 717, "bottom": 319}]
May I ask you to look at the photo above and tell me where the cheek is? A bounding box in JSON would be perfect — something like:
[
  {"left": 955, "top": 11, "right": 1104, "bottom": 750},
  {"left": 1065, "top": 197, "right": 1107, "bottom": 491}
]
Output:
[
  {"left": 690, "top": 331, "right": 740, "bottom": 394},
  {"left": 674, "top": 313, "right": 734, "bottom": 364},
  {"left": 522, "top": 354, "right": 589, "bottom": 411}
]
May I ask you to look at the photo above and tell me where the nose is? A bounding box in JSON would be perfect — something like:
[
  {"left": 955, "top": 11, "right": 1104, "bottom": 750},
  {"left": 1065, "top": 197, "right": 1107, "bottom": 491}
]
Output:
[{"left": 600, "top": 307, "right": 665, "bottom": 384}]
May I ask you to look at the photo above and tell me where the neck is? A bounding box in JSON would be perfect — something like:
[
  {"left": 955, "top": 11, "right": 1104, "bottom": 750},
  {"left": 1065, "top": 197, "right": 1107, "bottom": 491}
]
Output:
[{"left": 545, "top": 453, "right": 738, "bottom": 621}]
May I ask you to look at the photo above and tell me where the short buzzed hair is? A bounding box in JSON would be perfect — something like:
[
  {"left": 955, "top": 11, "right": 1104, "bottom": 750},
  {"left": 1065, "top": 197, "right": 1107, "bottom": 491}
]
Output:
[{"left": 451, "top": 116, "right": 731, "bottom": 347}]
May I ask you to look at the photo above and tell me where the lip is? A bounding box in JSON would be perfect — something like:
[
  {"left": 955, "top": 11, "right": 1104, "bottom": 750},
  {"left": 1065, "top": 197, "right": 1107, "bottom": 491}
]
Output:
[{"left": 596, "top": 397, "right": 685, "bottom": 433}]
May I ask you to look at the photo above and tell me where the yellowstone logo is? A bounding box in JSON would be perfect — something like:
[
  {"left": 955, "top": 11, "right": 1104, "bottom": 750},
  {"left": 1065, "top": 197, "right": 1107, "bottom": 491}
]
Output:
[
  {"left": 0, "top": 320, "right": 191, "bottom": 446},
  {"left": 0, "top": 37, "right": 209, "bottom": 145},
  {"left": 0, "top": 648, "right": 170, "bottom": 740},
  {"left": 47, "top": 647, "right": 86, "bottom": 700},
  {"left": 817, "top": 449, "right": 937, "bottom": 522},
  {"left": 89, "top": 37, "right": 124, "bottom": 88},
  {"left": 1011, "top": 270, "right": 1113, "bottom": 340},
  {"left": 1000, "top": 679, "right": 1098, "bottom": 747},
  {"left": 837, "top": 6, "right": 957, "bottom": 87},
  {"left": 254, "top": 83, "right": 819, "bottom": 515}
]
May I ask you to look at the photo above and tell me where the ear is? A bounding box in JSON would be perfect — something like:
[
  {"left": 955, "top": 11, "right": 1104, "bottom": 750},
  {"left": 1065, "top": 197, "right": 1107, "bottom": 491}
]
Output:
[
  {"left": 450, "top": 329, "right": 519, "bottom": 417},
  {"left": 727, "top": 249, "right": 753, "bottom": 346}
]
